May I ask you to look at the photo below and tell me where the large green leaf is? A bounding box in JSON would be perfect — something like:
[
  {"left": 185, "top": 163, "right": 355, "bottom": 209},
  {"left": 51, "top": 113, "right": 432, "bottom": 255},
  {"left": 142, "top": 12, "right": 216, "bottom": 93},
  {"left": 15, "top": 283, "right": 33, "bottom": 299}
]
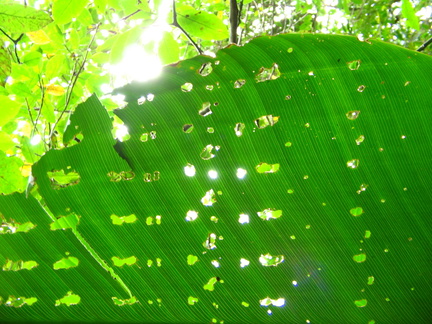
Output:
[
  {"left": 1, "top": 34, "right": 432, "bottom": 323},
  {"left": 52, "top": 0, "right": 89, "bottom": 26},
  {"left": 0, "top": 3, "right": 52, "bottom": 34}
]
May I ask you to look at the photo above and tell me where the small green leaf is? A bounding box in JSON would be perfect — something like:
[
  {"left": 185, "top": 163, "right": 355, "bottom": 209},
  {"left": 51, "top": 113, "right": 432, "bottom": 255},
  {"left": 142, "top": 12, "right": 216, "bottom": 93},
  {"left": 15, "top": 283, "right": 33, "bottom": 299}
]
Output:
[
  {"left": 0, "top": 4, "right": 52, "bottom": 34},
  {"left": 23, "top": 51, "right": 42, "bottom": 67},
  {"left": 401, "top": 0, "right": 420, "bottom": 30},
  {"left": 0, "top": 45, "right": 11, "bottom": 87},
  {"left": 176, "top": 5, "right": 229, "bottom": 41},
  {"left": 0, "top": 95, "right": 22, "bottom": 127},
  {"left": 0, "top": 131, "right": 15, "bottom": 152},
  {"left": 52, "top": 0, "right": 89, "bottom": 25},
  {"left": 158, "top": 32, "right": 180, "bottom": 65},
  {"left": 45, "top": 53, "right": 66, "bottom": 81},
  {"left": 0, "top": 151, "right": 25, "bottom": 194}
]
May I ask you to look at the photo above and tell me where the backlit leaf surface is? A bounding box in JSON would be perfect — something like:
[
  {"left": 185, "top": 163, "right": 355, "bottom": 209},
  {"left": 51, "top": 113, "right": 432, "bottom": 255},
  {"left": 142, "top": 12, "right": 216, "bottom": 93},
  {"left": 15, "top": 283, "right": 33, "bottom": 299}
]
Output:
[{"left": 1, "top": 34, "right": 431, "bottom": 323}]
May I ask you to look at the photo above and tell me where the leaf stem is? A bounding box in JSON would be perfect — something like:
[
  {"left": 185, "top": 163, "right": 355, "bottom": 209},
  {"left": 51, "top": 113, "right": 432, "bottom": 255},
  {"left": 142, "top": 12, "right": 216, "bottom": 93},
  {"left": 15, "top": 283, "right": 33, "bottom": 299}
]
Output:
[{"left": 171, "top": 0, "right": 203, "bottom": 54}]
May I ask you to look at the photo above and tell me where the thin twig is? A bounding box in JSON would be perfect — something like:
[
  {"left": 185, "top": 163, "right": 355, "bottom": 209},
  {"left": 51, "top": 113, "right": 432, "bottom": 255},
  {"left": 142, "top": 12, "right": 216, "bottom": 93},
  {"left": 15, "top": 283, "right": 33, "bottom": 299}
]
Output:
[
  {"left": 121, "top": 9, "right": 141, "bottom": 21},
  {"left": 238, "top": 3, "right": 250, "bottom": 45},
  {"left": 417, "top": 36, "right": 432, "bottom": 52},
  {"left": 171, "top": 0, "right": 203, "bottom": 54},
  {"left": 50, "top": 23, "right": 101, "bottom": 138}
]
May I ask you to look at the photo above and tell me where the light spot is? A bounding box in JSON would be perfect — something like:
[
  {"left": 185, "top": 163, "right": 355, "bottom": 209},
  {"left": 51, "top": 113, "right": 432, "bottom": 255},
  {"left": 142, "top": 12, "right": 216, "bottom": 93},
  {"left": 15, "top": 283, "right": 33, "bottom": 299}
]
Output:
[
  {"left": 354, "top": 299, "right": 367, "bottom": 307},
  {"left": 308, "top": 71, "right": 314, "bottom": 76},
  {"left": 203, "top": 233, "right": 217, "bottom": 250},
  {"left": 234, "top": 79, "right": 246, "bottom": 88},
  {"left": 183, "top": 124, "right": 194, "bottom": 133},
  {"left": 255, "top": 63, "right": 281, "bottom": 82},
  {"left": 347, "top": 60, "right": 361, "bottom": 70},
  {"left": 210, "top": 216, "right": 218, "bottom": 223},
  {"left": 5, "top": 296, "right": 37, "bottom": 307},
  {"left": 254, "top": 115, "right": 279, "bottom": 129},
  {"left": 287, "top": 47, "right": 293, "bottom": 53},
  {"left": 155, "top": 215, "right": 161, "bottom": 224},
  {"left": 199, "top": 62, "right": 213, "bottom": 76},
  {"left": 47, "top": 169, "right": 80, "bottom": 189},
  {"left": 2, "top": 259, "right": 38, "bottom": 271},
  {"left": 357, "top": 85, "right": 366, "bottom": 92},
  {"left": 255, "top": 162, "right": 280, "bottom": 173},
  {"left": 137, "top": 96, "right": 146, "bottom": 105},
  {"left": 401, "top": 135, "right": 406, "bottom": 139},
  {"left": 187, "top": 255, "right": 198, "bottom": 265},
  {"left": 285, "top": 95, "right": 292, "bottom": 100},
  {"left": 234, "top": 122, "right": 245, "bottom": 136},
  {"left": 356, "top": 183, "right": 368, "bottom": 194},
  {"left": 353, "top": 253, "right": 366, "bottom": 263},
  {"left": 240, "top": 258, "right": 250, "bottom": 268},
  {"left": 180, "top": 82, "right": 193, "bottom": 92},
  {"left": 259, "top": 253, "right": 284, "bottom": 267},
  {"left": 184, "top": 164, "right": 196, "bottom": 177},
  {"left": 199, "top": 102, "right": 212, "bottom": 116},
  {"left": 238, "top": 214, "right": 249, "bottom": 224},
  {"left": 111, "top": 256, "right": 137, "bottom": 267},
  {"left": 120, "top": 171, "right": 135, "bottom": 181},
  {"left": 143, "top": 173, "right": 152, "bottom": 182},
  {"left": 185, "top": 210, "right": 198, "bottom": 222},
  {"left": 203, "top": 276, "right": 222, "bottom": 291},
  {"left": 205, "top": 85, "right": 214, "bottom": 91},
  {"left": 153, "top": 171, "right": 160, "bottom": 181},
  {"left": 201, "top": 189, "right": 217, "bottom": 206},
  {"left": 0, "top": 217, "right": 36, "bottom": 234},
  {"left": 211, "top": 260, "right": 220, "bottom": 267},
  {"left": 350, "top": 207, "right": 364, "bottom": 217},
  {"left": 207, "top": 127, "right": 214, "bottom": 133},
  {"left": 107, "top": 171, "right": 122, "bottom": 182},
  {"left": 50, "top": 214, "right": 80, "bottom": 231},
  {"left": 236, "top": 168, "right": 247, "bottom": 179},
  {"left": 112, "top": 296, "right": 138, "bottom": 306},
  {"left": 53, "top": 256, "right": 79, "bottom": 270},
  {"left": 304, "top": 123, "right": 310, "bottom": 128},
  {"left": 208, "top": 170, "right": 218, "bottom": 179},
  {"left": 200, "top": 144, "right": 216, "bottom": 160},
  {"left": 188, "top": 296, "right": 198, "bottom": 305},
  {"left": 355, "top": 135, "right": 365, "bottom": 145},
  {"left": 347, "top": 159, "right": 360, "bottom": 169},
  {"left": 257, "top": 208, "right": 282, "bottom": 221},
  {"left": 55, "top": 291, "right": 81, "bottom": 307},
  {"left": 346, "top": 110, "right": 361, "bottom": 120},
  {"left": 259, "top": 297, "right": 285, "bottom": 307},
  {"left": 292, "top": 281, "right": 298, "bottom": 286},
  {"left": 146, "top": 216, "right": 154, "bottom": 225}
]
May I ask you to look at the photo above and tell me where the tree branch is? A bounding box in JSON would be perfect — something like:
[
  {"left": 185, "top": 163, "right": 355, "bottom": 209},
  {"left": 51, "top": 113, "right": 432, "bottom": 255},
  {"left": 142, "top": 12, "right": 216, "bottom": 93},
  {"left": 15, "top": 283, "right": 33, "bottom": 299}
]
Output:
[
  {"left": 171, "top": 0, "right": 203, "bottom": 54},
  {"left": 229, "top": 0, "right": 239, "bottom": 44},
  {"left": 0, "top": 28, "right": 23, "bottom": 63},
  {"left": 417, "top": 36, "right": 432, "bottom": 52}
]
